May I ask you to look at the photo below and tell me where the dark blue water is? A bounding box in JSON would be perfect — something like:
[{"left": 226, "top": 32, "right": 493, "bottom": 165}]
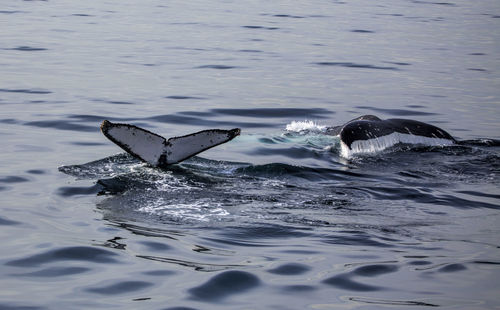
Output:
[{"left": 1, "top": 1, "right": 500, "bottom": 309}]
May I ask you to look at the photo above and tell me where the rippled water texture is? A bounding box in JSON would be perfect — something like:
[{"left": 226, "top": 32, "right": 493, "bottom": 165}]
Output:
[{"left": 1, "top": 1, "right": 500, "bottom": 309}]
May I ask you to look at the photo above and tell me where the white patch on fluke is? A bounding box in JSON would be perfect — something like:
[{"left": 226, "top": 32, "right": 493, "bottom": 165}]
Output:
[
  {"left": 165, "top": 130, "right": 238, "bottom": 164},
  {"left": 104, "top": 123, "right": 166, "bottom": 165},
  {"left": 286, "top": 120, "right": 326, "bottom": 132},
  {"left": 340, "top": 132, "right": 455, "bottom": 158}
]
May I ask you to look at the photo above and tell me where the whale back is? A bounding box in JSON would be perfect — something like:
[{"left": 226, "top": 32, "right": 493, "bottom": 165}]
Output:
[{"left": 327, "top": 115, "right": 456, "bottom": 157}]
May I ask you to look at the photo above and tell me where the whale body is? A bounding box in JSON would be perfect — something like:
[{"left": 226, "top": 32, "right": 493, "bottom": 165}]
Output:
[
  {"left": 326, "top": 115, "right": 456, "bottom": 157},
  {"left": 101, "top": 120, "right": 240, "bottom": 167}
]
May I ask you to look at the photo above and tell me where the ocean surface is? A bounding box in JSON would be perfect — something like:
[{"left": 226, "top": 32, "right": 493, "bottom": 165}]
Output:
[{"left": 1, "top": 1, "right": 500, "bottom": 309}]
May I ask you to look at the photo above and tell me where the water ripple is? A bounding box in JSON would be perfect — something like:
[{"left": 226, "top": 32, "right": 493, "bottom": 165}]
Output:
[
  {"left": 267, "top": 263, "right": 310, "bottom": 275},
  {"left": 351, "top": 29, "right": 375, "bottom": 33},
  {"left": 85, "top": 280, "right": 153, "bottom": 295},
  {"left": 321, "top": 232, "right": 395, "bottom": 247},
  {"left": 348, "top": 297, "right": 439, "bottom": 307},
  {"left": 211, "top": 107, "right": 332, "bottom": 118},
  {"left": 272, "top": 14, "right": 305, "bottom": 19},
  {"left": 314, "top": 62, "right": 399, "bottom": 70},
  {"left": 0, "top": 10, "right": 25, "bottom": 14},
  {"left": 11, "top": 266, "right": 90, "bottom": 277},
  {"left": 0, "top": 176, "right": 30, "bottom": 183},
  {"left": 24, "top": 120, "right": 96, "bottom": 132},
  {"left": 323, "top": 263, "right": 399, "bottom": 291},
  {"left": 0, "top": 303, "right": 46, "bottom": 310},
  {"left": 139, "top": 241, "right": 172, "bottom": 252},
  {"left": 6, "top": 246, "right": 120, "bottom": 267},
  {"left": 0, "top": 216, "right": 21, "bottom": 226},
  {"left": 146, "top": 114, "right": 274, "bottom": 128},
  {"left": 438, "top": 263, "right": 467, "bottom": 273},
  {"left": 351, "top": 186, "right": 500, "bottom": 210},
  {"left": 188, "top": 271, "right": 260, "bottom": 301},
  {"left": 195, "top": 65, "right": 240, "bottom": 70},
  {"left": 351, "top": 264, "right": 399, "bottom": 277},
  {"left": 137, "top": 255, "right": 247, "bottom": 272},
  {"left": 4, "top": 46, "right": 48, "bottom": 51},
  {"left": 355, "top": 106, "right": 438, "bottom": 116},
  {"left": 0, "top": 88, "right": 52, "bottom": 94},
  {"left": 323, "top": 274, "right": 381, "bottom": 291},
  {"left": 242, "top": 25, "right": 279, "bottom": 30},
  {"left": 166, "top": 95, "right": 205, "bottom": 100},
  {"left": 107, "top": 100, "right": 135, "bottom": 105}
]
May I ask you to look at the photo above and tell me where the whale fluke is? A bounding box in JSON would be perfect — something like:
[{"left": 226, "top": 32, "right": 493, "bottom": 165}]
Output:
[{"left": 101, "top": 120, "right": 240, "bottom": 167}]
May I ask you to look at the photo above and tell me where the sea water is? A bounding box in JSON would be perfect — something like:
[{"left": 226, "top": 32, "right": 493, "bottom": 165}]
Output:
[{"left": 1, "top": 1, "right": 499, "bottom": 309}]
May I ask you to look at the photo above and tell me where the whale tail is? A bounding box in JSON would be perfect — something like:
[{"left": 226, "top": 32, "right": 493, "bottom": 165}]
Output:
[{"left": 101, "top": 120, "right": 240, "bottom": 167}]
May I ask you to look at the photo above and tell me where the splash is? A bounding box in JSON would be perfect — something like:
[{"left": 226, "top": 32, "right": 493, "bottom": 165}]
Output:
[
  {"left": 138, "top": 198, "right": 230, "bottom": 222},
  {"left": 285, "top": 120, "right": 326, "bottom": 133}
]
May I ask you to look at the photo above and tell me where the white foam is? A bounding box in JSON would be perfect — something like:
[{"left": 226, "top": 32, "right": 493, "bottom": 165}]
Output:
[
  {"left": 138, "top": 198, "right": 229, "bottom": 222},
  {"left": 340, "top": 132, "right": 455, "bottom": 158},
  {"left": 285, "top": 120, "right": 326, "bottom": 133}
]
